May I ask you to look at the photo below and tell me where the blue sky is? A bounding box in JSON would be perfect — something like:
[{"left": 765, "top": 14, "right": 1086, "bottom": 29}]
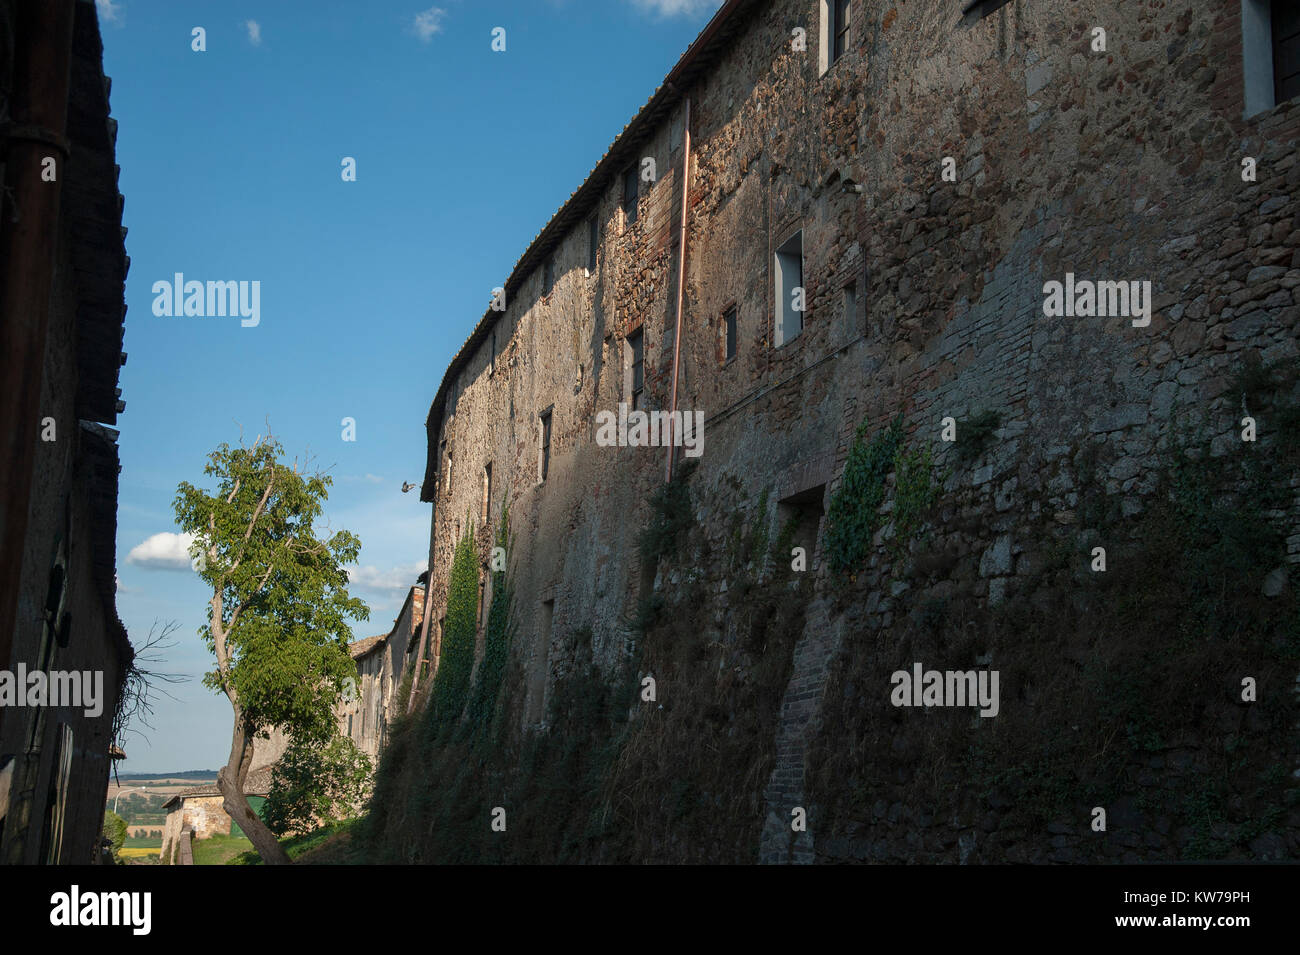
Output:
[{"left": 100, "top": 0, "right": 721, "bottom": 773}]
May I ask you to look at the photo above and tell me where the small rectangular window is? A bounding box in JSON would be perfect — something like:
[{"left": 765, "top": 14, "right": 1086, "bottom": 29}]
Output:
[
  {"left": 1275, "top": 1, "right": 1300, "bottom": 103},
  {"left": 961, "top": 0, "right": 1013, "bottom": 25},
  {"left": 587, "top": 214, "right": 599, "bottom": 272},
  {"left": 832, "top": 0, "right": 850, "bottom": 62},
  {"left": 541, "top": 599, "right": 555, "bottom": 649},
  {"left": 482, "top": 463, "right": 492, "bottom": 523},
  {"left": 539, "top": 410, "right": 552, "bottom": 482},
  {"left": 629, "top": 329, "right": 644, "bottom": 410},
  {"left": 843, "top": 281, "right": 857, "bottom": 337},
  {"left": 723, "top": 306, "right": 737, "bottom": 362},
  {"left": 622, "top": 166, "right": 639, "bottom": 225},
  {"left": 775, "top": 231, "right": 804, "bottom": 346}
]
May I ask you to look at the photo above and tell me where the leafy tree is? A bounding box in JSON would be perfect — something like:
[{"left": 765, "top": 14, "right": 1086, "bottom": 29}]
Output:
[
  {"left": 102, "top": 810, "right": 127, "bottom": 863},
  {"left": 262, "top": 734, "right": 373, "bottom": 836},
  {"left": 426, "top": 521, "right": 477, "bottom": 734},
  {"left": 174, "top": 435, "right": 368, "bottom": 864}
]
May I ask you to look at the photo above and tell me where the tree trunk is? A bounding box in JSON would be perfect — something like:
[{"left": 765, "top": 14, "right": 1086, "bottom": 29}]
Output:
[{"left": 219, "top": 712, "right": 289, "bottom": 865}]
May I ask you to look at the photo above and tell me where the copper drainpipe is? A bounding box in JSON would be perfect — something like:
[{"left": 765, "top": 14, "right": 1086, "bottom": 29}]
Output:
[
  {"left": 665, "top": 96, "right": 691, "bottom": 483},
  {"left": 0, "top": 0, "right": 77, "bottom": 739}
]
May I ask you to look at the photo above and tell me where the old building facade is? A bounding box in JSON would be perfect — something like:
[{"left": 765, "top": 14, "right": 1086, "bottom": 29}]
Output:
[
  {"left": 337, "top": 582, "right": 426, "bottom": 761},
  {"left": 0, "top": 0, "right": 134, "bottom": 865},
  {"left": 411, "top": 0, "right": 1300, "bottom": 862}
]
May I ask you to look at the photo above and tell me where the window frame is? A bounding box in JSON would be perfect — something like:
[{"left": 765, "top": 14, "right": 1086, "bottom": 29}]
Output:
[
  {"left": 832, "top": 0, "right": 850, "bottom": 63},
  {"left": 723, "top": 305, "right": 738, "bottom": 364},
  {"left": 628, "top": 328, "right": 645, "bottom": 410},
  {"left": 622, "top": 166, "right": 639, "bottom": 226},
  {"left": 539, "top": 409, "right": 552, "bottom": 482},
  {"left": 774, "top": 230, "right": 805, "bottom": 347}
]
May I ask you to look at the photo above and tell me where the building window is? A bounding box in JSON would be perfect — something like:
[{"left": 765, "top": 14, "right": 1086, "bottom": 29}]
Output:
[
  {"left": 832, "top": 0, "right": 851, "bottom": 62},
  {"left": 479, "top": 574, "right": 487, "bottom": 628},
  {"left": 723, "top": 306, "right": 737, "bottom": 362},
  {"left": 482, "top": 463, "right": 492, "bottom": 523},
  {"left": 1275, "top": 1, "right": 1300, "bottom": 103},
  {"left": 541, "top": 599, "right": 555, "bottom": 648},
  {"left": 842, "top": 281, "right": 857, "bottom": 338},
  {"left": 622, "top": 166, "right": 639, "bottom": 225},
  {"left": 543, "top": 255, "right": 555, "bottom": 297},
  {"left": 539, "top": 410, "right": 552, "bottom": 482},
  {"left": 960, "top": 0, "right": 1014, "bottom": 25},
  {"left": 628, "top": 328, "right": 644, "bottom": 410},
  {"left": 1242, "top": 0, "right": 1300, "bottom": 116},
  {"left": 444, "top": 450, "right": 453, "bottom": 497},
  {"left": 587, "top": 214, "right": 599, "bottom": 272},
  {"left": 774, "top": 231, "right": 804, "bottom": 346}
]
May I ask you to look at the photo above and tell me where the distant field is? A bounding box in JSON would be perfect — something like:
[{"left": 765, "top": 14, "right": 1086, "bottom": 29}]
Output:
[{"left": 118, "top": 848, "right": 159, "bottom": 859}]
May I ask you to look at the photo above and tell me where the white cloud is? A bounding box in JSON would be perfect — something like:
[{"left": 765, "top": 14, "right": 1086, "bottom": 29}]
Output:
[
  {"left": 411, "top": 6, "right": 446, "bottom": 42},
  {"left": 628, "top": 0, "right": 719, "bottom": 17},
  {"left": 245, "top": 19, "right": 262, "bottom": 46},
  {"left": 96, "top": 0, "right": 123, "bottom": 24},
  {"left": 347, "top": 560, "right": 427, "bottom": 594},
  {"left": 126, "top": 532, "right": 197, "bottom": 571}
]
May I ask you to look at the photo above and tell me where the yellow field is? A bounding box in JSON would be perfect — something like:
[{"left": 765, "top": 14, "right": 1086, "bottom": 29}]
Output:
[{"left": 118, "top": 847, "right": 159, "bottom": 858}]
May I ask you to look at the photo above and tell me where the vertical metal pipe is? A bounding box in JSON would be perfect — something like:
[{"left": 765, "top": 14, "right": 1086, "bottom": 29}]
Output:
[{"left": 666, "top": 96, "right": 691, "bottom": 483}]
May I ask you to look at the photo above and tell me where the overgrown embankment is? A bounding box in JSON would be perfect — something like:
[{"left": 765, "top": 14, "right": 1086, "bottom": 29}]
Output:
[
  {"left": 358, "top": 468, "right": 811, "bottom": 863},
  {"left": 807, "top": 365, "right": 1300, "bottom": 862}
]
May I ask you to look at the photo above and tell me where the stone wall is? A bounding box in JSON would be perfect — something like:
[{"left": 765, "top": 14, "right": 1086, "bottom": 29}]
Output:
[{"left": 413, "top": 0, "right": 1299, "bottom": 862}]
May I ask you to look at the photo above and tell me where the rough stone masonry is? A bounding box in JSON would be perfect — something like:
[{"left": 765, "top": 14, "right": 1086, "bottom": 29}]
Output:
[{"left": 412, "top": 0, "right": 1300, "bottom": 863}]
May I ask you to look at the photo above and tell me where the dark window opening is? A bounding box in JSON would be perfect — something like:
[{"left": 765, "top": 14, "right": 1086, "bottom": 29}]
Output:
[
  {"left": 482, "top": 463, "right": 492, "bottom": 523},
  {"left": 961, "top": 0, "right": 1014, "bottom": 25},
  {"left": 587, "top": 214, "right": 599, "bottom": 272},
  {"left": 629, "top": 329, "right": 644, "bottom": 410},
  {"left": 724, "top": 306, "right": 737, "bottom": 362},
  {"left": 777, "top": 484, "right": 827, "bottom": 568},
  {"left": 832, "top": 0, "right": 851, "bottom": 62},
  {"left": 539, "top": 410, "right": 552, "bottom": 481},
  {"left": 622, "top": 166, "right": 639, "bottom": 225},
  {"left": 1275, "top": 1, "right": 1300, "bottom": 103}
]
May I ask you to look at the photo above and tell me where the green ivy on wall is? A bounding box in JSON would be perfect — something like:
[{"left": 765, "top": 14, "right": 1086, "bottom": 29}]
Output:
[
  {"left": 825, "top": 413, "right": 904, "bottom": 575},
  {"left": 425, "top": 518, "right": 478, "bottom": 736}
]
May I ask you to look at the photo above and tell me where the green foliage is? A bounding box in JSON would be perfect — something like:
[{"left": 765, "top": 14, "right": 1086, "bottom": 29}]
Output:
[
  {"left": 638, "top": 460, "right": 698, "bottom": 566},
  {"left": 889, "top": 442, "right": 942, "bottom": 566},
  {"left": 172, "top": 435, "right": 368, "bottom": 742},
  {"left": 825, "top": 414, "right": 903, "bottom": 575},
  {"left": 426, "top": 521, "right": 478, "bottom": 733},
  {"left": 954, "top": 409, "right": 1001, "bottom": 463},
  {"left": 263, "top": 734, "right": 373, "bottom": 836},
  {"left": 467, "top": 498, "right": 515, "bottom": 734},
  {"left": 809, "top": 390, "right": 1299, "bottom": 860},
  {"left": 102, "top": 810, "right": 127, "bottom": 863}
]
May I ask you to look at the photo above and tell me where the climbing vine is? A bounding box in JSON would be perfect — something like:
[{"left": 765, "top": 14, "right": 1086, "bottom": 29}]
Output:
[
  {"left": 467, "top": 499, "right": 514, "bottom": 736},
  {"left": 825, "top": 413, "right": 904, "bottom": 575},
  {"left": 425, "top": 518, "right": 477, "bottom": 736}
]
